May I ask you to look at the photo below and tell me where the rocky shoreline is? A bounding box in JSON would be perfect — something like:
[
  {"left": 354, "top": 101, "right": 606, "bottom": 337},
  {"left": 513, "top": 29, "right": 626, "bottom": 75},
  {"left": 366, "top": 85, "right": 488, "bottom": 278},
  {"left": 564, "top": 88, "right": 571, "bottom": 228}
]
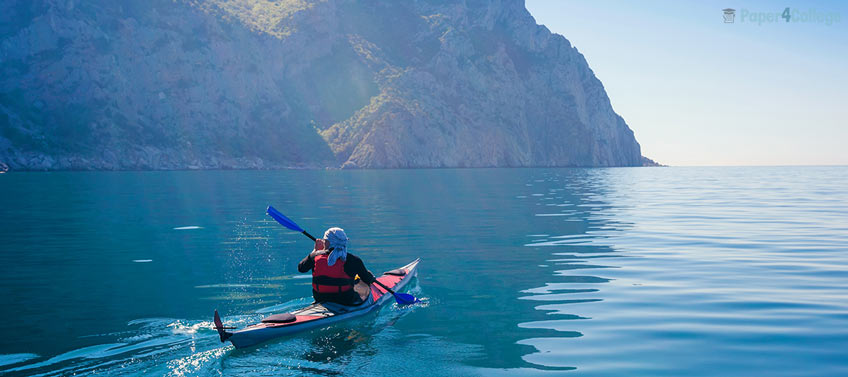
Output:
[{"left": 0, "top": 153, "right": 663, "bottom": 172}]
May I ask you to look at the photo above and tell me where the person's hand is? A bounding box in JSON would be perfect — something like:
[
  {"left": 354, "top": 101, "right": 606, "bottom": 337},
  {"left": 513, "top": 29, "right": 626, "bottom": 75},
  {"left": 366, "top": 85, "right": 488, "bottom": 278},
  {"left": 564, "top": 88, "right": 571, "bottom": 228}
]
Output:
[
  {"left": 314, "top": 238, "right": 327, "bottom": 251},
  {"left": 309, "top": 239, "right": 327, "bottom": 257}
]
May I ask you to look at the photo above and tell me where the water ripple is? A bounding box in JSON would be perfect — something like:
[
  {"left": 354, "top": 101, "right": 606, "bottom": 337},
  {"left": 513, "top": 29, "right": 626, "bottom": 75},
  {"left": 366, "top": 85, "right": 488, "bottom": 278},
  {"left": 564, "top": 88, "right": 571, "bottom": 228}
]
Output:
[{"left": 515, "top": 166, "right": 848, "bottom": 375}]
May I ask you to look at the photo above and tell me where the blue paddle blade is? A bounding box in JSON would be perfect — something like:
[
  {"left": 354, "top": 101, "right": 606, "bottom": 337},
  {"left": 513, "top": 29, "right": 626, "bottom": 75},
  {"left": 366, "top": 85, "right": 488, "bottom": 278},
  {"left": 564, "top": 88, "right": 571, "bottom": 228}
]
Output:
[
  {"left": 266, "top": 206, "right": 304, "bottom": 232},
  {"left": 394, "top": 292, "right": 418, "bottom": 306}
]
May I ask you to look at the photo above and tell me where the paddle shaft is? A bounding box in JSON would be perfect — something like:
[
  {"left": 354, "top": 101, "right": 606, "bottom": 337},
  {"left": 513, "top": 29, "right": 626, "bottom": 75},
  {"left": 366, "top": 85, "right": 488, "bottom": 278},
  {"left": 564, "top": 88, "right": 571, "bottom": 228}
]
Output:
[
  {"left": 372, "top": 278, "right": 399, "bottom": 295},
  {"left": 301, "top": 230, "right": 317, "bottom": 241}
]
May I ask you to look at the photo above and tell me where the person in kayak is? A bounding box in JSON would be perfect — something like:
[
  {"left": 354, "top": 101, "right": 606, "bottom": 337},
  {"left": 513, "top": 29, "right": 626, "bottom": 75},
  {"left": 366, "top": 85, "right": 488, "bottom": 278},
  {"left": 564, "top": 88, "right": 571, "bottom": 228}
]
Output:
[{"left": 298, "top": 227, "right": 376, "bottom": 306}]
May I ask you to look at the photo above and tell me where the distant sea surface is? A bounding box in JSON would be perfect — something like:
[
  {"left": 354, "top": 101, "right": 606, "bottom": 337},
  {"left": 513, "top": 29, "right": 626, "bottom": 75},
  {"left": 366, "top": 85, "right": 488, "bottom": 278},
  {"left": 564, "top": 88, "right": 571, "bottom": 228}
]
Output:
[{"left": 1, "top": 167, "right": 846, "bottom": 376}]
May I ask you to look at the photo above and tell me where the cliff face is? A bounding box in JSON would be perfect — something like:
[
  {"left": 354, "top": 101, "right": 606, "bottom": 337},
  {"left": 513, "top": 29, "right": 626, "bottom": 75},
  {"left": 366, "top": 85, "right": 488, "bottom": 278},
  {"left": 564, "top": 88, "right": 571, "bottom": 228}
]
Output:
[{"left": 0, "top": 0, "right": 643, "bottom": 170}]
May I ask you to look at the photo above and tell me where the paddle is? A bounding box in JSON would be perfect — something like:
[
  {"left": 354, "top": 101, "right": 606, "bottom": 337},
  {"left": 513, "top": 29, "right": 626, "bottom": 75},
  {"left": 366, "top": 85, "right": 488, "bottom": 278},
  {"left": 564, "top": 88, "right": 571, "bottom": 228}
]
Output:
[
  {"left": 266, "top": 205, "right": 418, "bottom": 306},
  {"left": 372, "top": 279, "right": 418, "bottom": 305},
  {"left": 267, "top": 205, "right": 317, "bottom": 241}
]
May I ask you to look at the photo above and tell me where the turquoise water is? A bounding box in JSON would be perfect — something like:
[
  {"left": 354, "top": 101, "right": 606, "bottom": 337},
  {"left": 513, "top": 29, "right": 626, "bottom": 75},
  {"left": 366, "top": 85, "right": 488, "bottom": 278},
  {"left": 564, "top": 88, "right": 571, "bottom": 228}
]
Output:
[{"left": 1, "top": 167, "right": 847, "bottom": 376}]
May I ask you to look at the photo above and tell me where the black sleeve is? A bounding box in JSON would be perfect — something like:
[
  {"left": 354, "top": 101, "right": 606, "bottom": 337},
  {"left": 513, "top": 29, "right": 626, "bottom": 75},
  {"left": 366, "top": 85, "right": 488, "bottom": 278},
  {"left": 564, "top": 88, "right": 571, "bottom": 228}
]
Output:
[
  {"left": 297, "top": 252, "right": 315, "bottom": 273},
  {"left": 344, "top": 254, "right": 376, "bottom": 284}
]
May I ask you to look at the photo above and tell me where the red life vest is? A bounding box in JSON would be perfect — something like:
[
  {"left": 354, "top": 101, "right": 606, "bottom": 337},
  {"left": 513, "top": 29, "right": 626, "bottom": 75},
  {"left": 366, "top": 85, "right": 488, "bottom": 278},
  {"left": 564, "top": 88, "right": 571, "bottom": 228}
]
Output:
[{"left": 312, "top": 252, "right": 354, "bottom": 293}]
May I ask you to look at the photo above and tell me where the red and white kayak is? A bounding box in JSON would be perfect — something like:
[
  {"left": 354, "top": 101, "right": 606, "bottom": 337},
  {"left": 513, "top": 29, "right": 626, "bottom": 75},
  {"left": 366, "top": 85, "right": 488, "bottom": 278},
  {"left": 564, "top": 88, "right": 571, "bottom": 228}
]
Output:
[{"left": 214, "top": 258, "right": 420, "bottom": 349}]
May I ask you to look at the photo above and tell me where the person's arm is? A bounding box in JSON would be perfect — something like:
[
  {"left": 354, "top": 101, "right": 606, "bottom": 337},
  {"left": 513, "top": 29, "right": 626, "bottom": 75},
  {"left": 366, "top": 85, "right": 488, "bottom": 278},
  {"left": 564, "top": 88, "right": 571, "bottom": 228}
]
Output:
[
  {"left": 297, "top": 252, "right": 314, "bottom": 273},
  {"left": 345, "top": 255, "right": 376, "bottom": 284},
  {"left": 298, "top": 239, "right": 328, "bottom": 273}
]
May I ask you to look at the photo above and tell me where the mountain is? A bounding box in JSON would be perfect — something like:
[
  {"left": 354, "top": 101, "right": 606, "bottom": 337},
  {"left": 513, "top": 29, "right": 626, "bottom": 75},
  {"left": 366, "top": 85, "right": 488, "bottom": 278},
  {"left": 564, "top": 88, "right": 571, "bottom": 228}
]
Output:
[{"left": 0, "top": 0, "right": 646, "bottom": 170}]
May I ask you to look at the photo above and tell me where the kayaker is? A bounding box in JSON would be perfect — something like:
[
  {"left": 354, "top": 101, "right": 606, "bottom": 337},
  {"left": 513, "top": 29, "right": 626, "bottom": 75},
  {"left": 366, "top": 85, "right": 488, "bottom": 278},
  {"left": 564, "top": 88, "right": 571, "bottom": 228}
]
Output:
[{"left": 298, "top": 227, "right": 376, "bottom": 305}]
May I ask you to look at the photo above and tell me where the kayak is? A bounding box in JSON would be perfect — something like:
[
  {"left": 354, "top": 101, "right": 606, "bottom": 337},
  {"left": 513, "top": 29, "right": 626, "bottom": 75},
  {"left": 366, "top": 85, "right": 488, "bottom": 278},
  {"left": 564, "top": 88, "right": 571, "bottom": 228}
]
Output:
[{"left": 214, "top": 258, "right": 420, "bottom": 349}]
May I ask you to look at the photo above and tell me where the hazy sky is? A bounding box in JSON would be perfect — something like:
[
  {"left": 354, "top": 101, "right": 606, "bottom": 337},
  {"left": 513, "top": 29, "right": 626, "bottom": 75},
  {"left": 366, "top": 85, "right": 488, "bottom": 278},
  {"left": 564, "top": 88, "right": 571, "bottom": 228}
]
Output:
[{"left": 526, "top": 0, "right": 847, "bottom": 166}]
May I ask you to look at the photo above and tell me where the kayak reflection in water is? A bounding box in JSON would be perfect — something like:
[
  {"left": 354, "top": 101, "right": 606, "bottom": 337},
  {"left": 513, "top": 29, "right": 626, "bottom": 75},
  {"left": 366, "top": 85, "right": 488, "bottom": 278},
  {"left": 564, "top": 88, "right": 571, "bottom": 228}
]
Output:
[{"left": 298, "top": 227, "right": 377, "bottom": 306}]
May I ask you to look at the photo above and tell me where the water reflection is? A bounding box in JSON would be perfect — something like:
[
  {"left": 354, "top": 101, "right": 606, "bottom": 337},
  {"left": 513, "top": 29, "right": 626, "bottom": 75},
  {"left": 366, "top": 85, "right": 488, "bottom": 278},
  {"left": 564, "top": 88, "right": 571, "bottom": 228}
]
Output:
[
  {"left": 299, "top": 329, "right": 378, "bottom": 366},
  {"left": 517, "top": 169, "right": 629, "bottom": 371}
]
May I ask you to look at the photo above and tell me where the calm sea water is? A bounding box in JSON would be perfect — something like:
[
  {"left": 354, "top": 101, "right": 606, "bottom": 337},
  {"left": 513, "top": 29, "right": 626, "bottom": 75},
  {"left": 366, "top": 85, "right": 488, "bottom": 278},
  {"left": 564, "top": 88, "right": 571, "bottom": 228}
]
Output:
[{"left": 1, "top": 167, "right": 847, "bottom": 376}]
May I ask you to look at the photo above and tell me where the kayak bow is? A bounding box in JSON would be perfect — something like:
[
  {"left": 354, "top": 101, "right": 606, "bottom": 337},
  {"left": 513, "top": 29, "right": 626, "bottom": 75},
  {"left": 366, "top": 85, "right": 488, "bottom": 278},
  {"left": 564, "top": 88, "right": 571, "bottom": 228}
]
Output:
[{"left": 214, "top": 258, "right": 420, "bottom": 349}]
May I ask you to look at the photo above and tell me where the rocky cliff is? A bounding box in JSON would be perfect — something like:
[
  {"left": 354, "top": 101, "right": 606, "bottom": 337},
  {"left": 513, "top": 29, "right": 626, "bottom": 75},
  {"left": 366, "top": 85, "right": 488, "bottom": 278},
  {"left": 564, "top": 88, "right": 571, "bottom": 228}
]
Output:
[{"left": 0, "top": 0, "right": 645, "bottom": 170}]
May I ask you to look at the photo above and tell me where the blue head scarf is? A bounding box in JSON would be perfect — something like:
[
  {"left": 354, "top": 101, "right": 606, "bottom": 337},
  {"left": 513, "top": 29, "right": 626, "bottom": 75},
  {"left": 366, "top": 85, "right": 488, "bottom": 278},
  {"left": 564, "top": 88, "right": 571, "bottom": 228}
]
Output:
[{"left": 324, "top": 227, "right": 348, "bottom": 267}]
